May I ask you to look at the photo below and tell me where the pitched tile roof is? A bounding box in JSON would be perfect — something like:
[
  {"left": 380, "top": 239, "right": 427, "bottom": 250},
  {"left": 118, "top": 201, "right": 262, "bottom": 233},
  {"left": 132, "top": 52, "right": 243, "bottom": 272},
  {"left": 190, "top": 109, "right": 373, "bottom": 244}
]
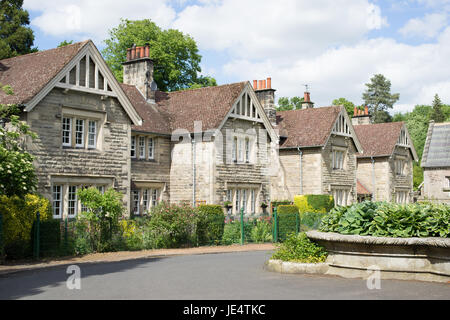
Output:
[
  {"left": 0, "top": 41, "right": 89, "bottom": 105},
  {"left": 120, "top": 84, "right": 171, "bottom": 135},
  {"left": 357, "top": 179, "right": 372, "bottom": 195},
  {"left": 421, "top": 122, "right": 450, "bottom": 168},
  {"left": 354, "top": 122, "right": 404, "bottom": 157},
  {"left": 276, "top": 106, "right": 342, "bottom": 148}
]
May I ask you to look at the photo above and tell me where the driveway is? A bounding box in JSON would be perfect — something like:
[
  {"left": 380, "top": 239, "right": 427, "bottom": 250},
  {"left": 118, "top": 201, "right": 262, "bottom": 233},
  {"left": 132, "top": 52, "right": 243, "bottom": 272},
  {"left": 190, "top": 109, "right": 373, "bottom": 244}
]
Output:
[{"left": 0, "top": 251, "right": 448, "bottom": 300}]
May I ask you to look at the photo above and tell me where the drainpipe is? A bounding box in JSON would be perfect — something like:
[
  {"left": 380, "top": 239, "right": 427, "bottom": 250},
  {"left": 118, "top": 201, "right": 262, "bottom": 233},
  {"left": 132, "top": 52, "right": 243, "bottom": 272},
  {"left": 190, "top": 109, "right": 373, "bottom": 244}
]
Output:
[
  {"left": 371, "top": 157, "right": 376, "bottom": 201},
  {"left": 298, "top": 147, "right": 303, "bottom": 195},
  {"left": 192, "top": 137, "right": 196, "bottom": 207}
]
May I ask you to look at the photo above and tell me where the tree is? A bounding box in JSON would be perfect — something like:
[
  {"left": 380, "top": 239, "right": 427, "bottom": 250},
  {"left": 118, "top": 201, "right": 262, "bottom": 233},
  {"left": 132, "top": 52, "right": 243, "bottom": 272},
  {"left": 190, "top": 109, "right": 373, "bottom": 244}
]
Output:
[
  {"left": 362, "top": 74, "right": 399, "bottom": 123},
  {"left": 0, "top": 84, "right": 37, "bottom": 197},
  {"left": 57, "top": 40, "right": 73, "bottom": 48},
  {"left": 186, "top": 76, "right": 217, "bottom": 90},
  {"left": 0, "top": 0, "right": 37, "bottom": 60},
  {"left": 102, "top": 19, "right": 215, "bottom": 92},
  {"left": 332, "top": 98, "right": 356, "bottom": 117},
  {"left": 277, "top": 96, "right": 304, "bottom": 111},
  {"left": 430, "top": 94, "right": 445, "bottom": 123}
]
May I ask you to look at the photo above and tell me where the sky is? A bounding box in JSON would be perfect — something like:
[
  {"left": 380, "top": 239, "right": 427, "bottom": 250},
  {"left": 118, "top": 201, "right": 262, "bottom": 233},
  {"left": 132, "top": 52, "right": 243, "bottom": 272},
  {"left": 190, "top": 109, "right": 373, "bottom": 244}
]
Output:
[{"left": 24, "top": 0, "right": 450, "bottom": 114}]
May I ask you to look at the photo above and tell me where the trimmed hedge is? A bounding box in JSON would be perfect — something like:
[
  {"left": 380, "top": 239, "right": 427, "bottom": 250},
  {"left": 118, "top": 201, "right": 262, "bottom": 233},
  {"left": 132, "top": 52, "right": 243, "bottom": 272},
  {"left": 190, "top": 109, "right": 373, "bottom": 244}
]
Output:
[
  {"left": 31, "top": 219, "right": 62, "bottom": 257},
  {"left": 294, "top": 195, "right": 334, "bottom": 215},
  {"left": 197, "top": 205, "right": 225, "bottom": 246},
  {"left": 277, "top": 205, "right": 300, "bottom": 241}
]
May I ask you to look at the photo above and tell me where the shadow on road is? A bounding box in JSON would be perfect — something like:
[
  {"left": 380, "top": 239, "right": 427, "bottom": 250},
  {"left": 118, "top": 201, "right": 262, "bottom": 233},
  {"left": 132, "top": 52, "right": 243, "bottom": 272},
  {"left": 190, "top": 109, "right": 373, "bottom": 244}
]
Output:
[{"left": 0, "top": 257, "right": 164, "bottom": 300}]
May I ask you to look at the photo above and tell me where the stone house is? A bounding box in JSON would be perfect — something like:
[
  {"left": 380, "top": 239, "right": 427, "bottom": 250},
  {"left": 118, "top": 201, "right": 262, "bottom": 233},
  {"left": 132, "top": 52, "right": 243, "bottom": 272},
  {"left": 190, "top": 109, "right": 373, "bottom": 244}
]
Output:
[
  {"left": 421, "top": 121, "right": 450, "bottom": 204},
  {"left": 270, "top": 89, "right": 363, "bottom": 206},
  {"left": 353, "top": 109, "right": 418, "bottom": 203}
]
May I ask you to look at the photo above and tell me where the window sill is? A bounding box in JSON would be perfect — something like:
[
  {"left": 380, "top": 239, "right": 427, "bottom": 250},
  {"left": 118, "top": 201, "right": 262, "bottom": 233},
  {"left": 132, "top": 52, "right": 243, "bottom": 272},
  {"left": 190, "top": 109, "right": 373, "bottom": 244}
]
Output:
[{"left": 132, "top": 158, "right": 158, "bottom": 163}]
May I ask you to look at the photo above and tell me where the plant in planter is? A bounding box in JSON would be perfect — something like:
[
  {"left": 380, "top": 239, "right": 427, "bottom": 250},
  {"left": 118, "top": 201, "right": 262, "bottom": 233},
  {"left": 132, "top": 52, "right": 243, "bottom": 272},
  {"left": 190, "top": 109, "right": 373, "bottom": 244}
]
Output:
[{"left": 223, "top": 201, "right": 232, "bottom": 208}]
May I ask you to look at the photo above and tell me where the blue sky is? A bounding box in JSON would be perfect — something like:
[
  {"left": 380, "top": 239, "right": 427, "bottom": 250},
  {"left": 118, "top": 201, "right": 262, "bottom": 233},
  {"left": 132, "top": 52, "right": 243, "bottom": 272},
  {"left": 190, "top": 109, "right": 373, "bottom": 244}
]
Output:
[{"left": 24, "top": 0, "right": 450, "bottom": 113}]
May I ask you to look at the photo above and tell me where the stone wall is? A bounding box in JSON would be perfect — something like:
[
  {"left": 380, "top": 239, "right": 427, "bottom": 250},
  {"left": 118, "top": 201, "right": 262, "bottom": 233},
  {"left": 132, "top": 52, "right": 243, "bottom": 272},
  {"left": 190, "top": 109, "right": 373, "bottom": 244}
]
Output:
[
  {"left": 423, "top": 168, "right": 450, "bottom": 203},
  {"left": 357, "top": 157, "right": 390, "bottom": 201},
  {"left": 26, "top": 88, "right": 132, "bottom": 214}
]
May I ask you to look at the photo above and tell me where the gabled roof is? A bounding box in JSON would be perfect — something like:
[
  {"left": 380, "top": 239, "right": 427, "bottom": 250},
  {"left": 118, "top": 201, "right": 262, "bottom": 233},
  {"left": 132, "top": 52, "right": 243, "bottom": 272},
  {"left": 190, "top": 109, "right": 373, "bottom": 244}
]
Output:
[
  {"left": 354, "top": 122, "right": 418, "bottom": 160},
  {"left": 276, "top": 106, "right": 343, "bottom": 148},
  {"left": 0, "top": 41, "right": 89, "bottom": 105},
  {"left": 0, "top": 40, "right": 142, "bottom": 126},
  {"left": 421, "top": 121, "right": 450, "bottom": 168}
]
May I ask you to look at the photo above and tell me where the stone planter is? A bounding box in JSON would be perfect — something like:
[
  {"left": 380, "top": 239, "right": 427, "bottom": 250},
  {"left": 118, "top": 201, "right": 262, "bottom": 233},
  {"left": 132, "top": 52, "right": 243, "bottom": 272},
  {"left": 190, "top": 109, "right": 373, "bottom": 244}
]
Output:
[{"left": 306, "top": 231, "right": 450, "bottom": 283}]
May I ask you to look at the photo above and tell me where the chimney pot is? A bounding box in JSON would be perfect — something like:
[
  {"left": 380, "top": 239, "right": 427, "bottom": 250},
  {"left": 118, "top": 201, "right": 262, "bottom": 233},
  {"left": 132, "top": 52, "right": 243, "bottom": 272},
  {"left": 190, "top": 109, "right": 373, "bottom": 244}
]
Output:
[
  {"left": 365, "top": 105, "right": 369, "bottom": 115},
  {"left": 253, "top": 80, "right": 257, "bottom": 90},
  {"left": 304, "top": 92, "right": 310, "bottom": 102},
  {"left": 354, "top": 107, "right": 357, "bottom": 117},
  {"left": 267, "top": 77, "right": 271, "bottom": 89},
  {"left": 263, "top": 80, "right": 267, "bottom": 89},
  {"left": 258, "top": 80, "right": 263, "bottom": 90}
]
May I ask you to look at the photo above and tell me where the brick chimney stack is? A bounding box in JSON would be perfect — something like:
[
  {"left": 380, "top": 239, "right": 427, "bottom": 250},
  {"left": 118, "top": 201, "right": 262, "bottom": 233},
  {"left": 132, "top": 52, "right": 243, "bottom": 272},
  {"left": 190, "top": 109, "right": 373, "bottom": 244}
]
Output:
[
  {"left": 123, "top": 44, "right": 155, "bottom": 103},
  {"left": 253, "top": 77, "right": 277, "bottom": 126},
  {"left": 301, "top": 89, "right": 314, "bottom": 109},
  {"left": 351, "top": 106, "right": 372, "bottom": 126}
]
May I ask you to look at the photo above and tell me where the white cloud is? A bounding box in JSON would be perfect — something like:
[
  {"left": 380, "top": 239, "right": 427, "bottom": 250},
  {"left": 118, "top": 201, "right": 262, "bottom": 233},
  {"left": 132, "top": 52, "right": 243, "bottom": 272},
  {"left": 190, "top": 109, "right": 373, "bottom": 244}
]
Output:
[
  {"left": 24, "top": 0, "right": 177, "bottom": 41},
  {"left": 399, "top": 13, "right": 448, "bottom": 38}
]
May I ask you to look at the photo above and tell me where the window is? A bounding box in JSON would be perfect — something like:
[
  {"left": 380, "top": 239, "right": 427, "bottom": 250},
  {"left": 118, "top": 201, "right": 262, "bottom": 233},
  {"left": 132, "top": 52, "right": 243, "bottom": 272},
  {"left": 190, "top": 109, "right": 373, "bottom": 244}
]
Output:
[
  {"left": 139, "top": 137, "right": 146, "bottom": 159},
  {"left": 132, "top": 190, "right": 140, "bottom": 215},
  {"left": 251, "top": 190, "right": 256, "bottom": 214},
  {"left": 148, "top": 138, "right": 154, "bottom": 160},
  {"left": 131, "top": 136, "right": 136, "bottom": 158},
  {"left": 395, "top": 159, "right": 405, "bottom": 176},
  {"left": 152, "top": 189, "right": 158, "bottom": 207},
  {"left": 62, "top": 118, "right": 72, "bottom": 147},
  {"left": 88, "top": 121, "right": 97, "bottom": 148},
  {"left": 332, "top": 150, "right": 345, "bottom": 170},
  {"left": 238, "top": 139, "right": 244, "bottom": 162},
  {"left": 232, "top": 137, "right": 238, "bottom": 162},
  {"left": 396, "top": 191, "right": 408, "bottom": 204},
  {"left": 142, "top": 189, "right": 149, "bottom": 213},
  {"left": 75, "top": 119, "right": 85, "bottom": 147},
  {"left": 245, "top": 138, "right": 250, "bottom": 163},
  {"left": 68, "top": 186, "right": 78, "bottom": 217},
  {"left": 52, "top": 185, "right": 62, "bottom": 218},
  {"left": 235, "top": 189, "right": 241, "bottom": 213},
  {"left": 242, "top": 189, "right": 248, "bottom": 213},
  {"left": 332, "top": 188, "right": 349, "bottom": 207}
]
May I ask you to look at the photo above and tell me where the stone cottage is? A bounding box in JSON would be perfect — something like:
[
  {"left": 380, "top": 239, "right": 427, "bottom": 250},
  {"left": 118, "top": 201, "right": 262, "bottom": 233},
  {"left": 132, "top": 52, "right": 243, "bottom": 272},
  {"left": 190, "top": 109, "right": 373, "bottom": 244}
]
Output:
[
  {"left": 421, "top": 121, "right": 450, "bottom": 204},
  {"left": 269, "top": 87, "right": 363, "bottom": 206},
  {"left": 353, "top": 108, "right": 418, "bottom": 203}
]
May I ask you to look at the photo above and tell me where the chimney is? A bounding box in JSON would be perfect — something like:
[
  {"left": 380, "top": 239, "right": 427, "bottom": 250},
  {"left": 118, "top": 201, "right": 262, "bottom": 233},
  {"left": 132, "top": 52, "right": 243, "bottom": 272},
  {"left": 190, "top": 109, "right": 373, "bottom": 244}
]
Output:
[
  {"left": 301, "top": 90, "right": 314, "bottom": 109},
  {"left": 253, "top": 77, "right": 277, "bottom": 126},
  {"left": 122, "top": 43, "right": 155, "bottom": 103},
  {"left": 351, "top": 106, "right": 372, "bottom": 126}
]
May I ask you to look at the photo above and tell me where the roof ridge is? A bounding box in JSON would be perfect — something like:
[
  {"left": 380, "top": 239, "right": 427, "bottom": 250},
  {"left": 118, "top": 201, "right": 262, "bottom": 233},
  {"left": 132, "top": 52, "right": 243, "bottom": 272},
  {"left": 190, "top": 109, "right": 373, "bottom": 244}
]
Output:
[
  {"left": 0, "top": 40, "right": 90, "bottom": 63},
  {"left": 166, "top": 81, "right": 247, "bottom": 95}
]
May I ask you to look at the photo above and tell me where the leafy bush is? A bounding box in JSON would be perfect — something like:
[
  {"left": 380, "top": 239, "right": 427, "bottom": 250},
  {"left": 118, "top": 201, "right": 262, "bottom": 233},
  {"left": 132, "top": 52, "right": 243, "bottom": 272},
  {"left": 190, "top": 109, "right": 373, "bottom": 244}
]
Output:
[
  {"left": 277, "top": 205, "right": 299, "bottom": 241},
  {"left": 271, "top": 233, "right": 328, "bottom": 263},
  {"left": 72, "top": 220, "right": 93, "bottom": 256},
  {"left": 294, "top": 195, "right": 334, "bottom": 216},
  {"left": 196, "top": 205, "right": 225, "bottom": 246},
  {"left": 221, "top": 221, "right": 252, "bottom": 245},
  {"left": 0, "top": 194, "right": 51, "bottom": 259},
  {"left": 271, "top": 200, "right": 292, "bottom": 213},
  {"left": 320, "top": 201, "right": 450, "bottom": 238},
  {"left": 119, "top": 219, "right": 143, "bottom": 251},
  {"left": 146, "top": 202, "right": 197, "bottom": 249},
  {"left": 250, "top": 219, "right": 272, "bottom": 243},
  {"left": 31, "top": 219, "right": 61, "bottom": 257},
  {"left": 301, "top": 211, "right": 328, "bottom": 231}
]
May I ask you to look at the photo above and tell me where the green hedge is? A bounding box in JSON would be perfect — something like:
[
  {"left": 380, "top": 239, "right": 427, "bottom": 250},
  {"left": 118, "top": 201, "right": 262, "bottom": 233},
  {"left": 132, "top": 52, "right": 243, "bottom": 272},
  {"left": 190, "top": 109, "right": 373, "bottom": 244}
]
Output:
[
  {"left": 294, "top": 195, "right": 334, "bottom": 215},
  {"left": 271, "top": 200, "right": 292, "bottom": 212},
  {"left": 31, "top": 219, "right": 62, "bottom": 257},
  {"left": 277, "top": 205, "right": 299, "bottom": 241},
  {"left": 197, "top": 205, "right": 225, "bottom": 246},
  {"left": 320, "top": 201, "right": 450, "bottom": 238}
]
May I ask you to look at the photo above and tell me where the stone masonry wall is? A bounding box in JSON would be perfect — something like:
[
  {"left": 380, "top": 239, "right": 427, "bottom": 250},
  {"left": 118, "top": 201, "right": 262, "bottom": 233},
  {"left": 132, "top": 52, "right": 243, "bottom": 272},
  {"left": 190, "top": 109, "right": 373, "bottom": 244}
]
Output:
[{"left": 423, "top": 168, "right": 450, "bottom": 203}]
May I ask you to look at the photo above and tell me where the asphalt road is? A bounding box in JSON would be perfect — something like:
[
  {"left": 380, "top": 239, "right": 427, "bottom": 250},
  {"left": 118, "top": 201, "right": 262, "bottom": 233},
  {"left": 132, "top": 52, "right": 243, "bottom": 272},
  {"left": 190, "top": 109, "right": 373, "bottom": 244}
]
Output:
[{"left": 0, "top": 251, "right": 448, "bottom": 300}]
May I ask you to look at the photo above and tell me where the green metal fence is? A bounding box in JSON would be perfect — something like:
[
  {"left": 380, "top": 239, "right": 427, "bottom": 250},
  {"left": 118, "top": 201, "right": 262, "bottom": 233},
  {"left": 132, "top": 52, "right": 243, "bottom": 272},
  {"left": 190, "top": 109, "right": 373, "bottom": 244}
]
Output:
[{"left": 0, "top": 212, "right": 4, "bottom": 264}]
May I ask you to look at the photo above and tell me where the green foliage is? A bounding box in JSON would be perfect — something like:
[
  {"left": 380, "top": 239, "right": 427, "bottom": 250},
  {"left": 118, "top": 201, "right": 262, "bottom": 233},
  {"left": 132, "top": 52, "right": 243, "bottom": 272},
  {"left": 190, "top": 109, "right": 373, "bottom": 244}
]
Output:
[
  {"left": 320, "top": 201, "right": 450, "bottom": 238},
  {"left": 277, "top": 96, "right": 304, "bottom": 111},
  {"left": 271, "top": 233, "right": 328, "bottom": 263},
  {"left": 301, "top": 211, "right": 328, "bottom": 231},
  {"left": 57, "top": 40, "right": 73, "bottom": 48},
  {"left": 250, "top": 219, "right": 272, "bottom": 243},
  {"left": 277, "top": 205, "right": 298, "bottom": 215},
  {"left": 294, "top": 195, "right": 334, "bottom": 215},
  {"left": 196, "top": 205, "right": 225, "bottom": 246},
  {"left": 0, "top": 0, "right": 37, "bottom": 60},
  {"left": 362, "top": 74, "right": 400, "bottom": 124},
  {"left": 77, "top": 187, "right": 125, "bottom": 252},
  {"left": 277, "top": 205, "right": 299, "bottom": 240},
  {"left": 332, "top": 98, "right": 356, "bottom": 117},
  {"left": 30, "top": 219, "right": 61, "bottom": 257},
  {"left": 221, "top": 220, "right": 252, "bottom": 245},
  {"left": 0, "top": 194, "right": 51, "bottom": 259},
  {"left": 102, "top": 19, "right": 214, "bottom": 92},
  {"left": 430, "top": 94, "right": 445, "bottom": 123},
  {"left": 186, "top": 76, "right": 218, "bottom": 90}
]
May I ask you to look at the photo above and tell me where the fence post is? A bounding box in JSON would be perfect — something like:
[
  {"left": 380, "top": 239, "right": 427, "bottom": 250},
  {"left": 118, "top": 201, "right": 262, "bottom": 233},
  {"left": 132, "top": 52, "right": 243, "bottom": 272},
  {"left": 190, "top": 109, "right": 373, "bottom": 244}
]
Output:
[
  {"left": 33, "top": 211, "right": 40, "bottom": 260},
  {"left": 273, "top": 207, "right": 278, "bottom": 243},
  {"left": 240, "top": 208, "right": 244, "bottom": 245}
]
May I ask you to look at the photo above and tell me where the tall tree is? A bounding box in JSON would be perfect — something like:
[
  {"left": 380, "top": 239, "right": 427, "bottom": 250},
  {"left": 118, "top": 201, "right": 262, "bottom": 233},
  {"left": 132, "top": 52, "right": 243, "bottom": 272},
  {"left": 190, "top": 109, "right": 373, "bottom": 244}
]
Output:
[
  {"left": 0, "top": 0, "right": 36, "bottom": 60},
  {"left": 430, "top": 94, "right": 445, "bottom": 123},
  {"left": 57, "top": 40, "right": 73, "bottom": 48},
  {"left": 332, "top": 98, "right": 356, "bottom": 117},
  {"left": 102, "top": 19, "right": 215, "bottom": 92},
  {"left": 362, "top": 74, "right": 399, "bottom": 123},
  {"left": 277, "top": 96, "right": 304, "bottom": 111}
]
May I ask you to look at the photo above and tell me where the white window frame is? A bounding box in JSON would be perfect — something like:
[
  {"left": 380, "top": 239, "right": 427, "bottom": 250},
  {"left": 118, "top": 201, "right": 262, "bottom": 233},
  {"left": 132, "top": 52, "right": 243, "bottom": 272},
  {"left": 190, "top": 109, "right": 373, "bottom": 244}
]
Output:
[
  {"left": 62, "top": 117, "right": 72, "bottom": 147},
  {"left": 75, "top": 119, "right": 85, "bottom": 148},
  {"left": 232, "top": 137, "right": 238, "bottom": 162},
  {"left": 131, "top": 136, "right": 136, "bottom": 158},
  {"left": 142, "top": 189, "right": 149, "bottom": 213},
  {"left": 68, "top": 185, "right": 78, "bottom": 218},
  {"left": 332, "top": 188, "right": 349, "bottom": 207},
  {"left": 332, "top": 150, "right": 345, "bottom": 170},
  {"left": 152, "top": 189, "right": 158, "bottom": 207},
  {"left": 88, "top": 120, "right": 97, "bottom": 149},
  {"left": 52, "top": 185, "right": 62, "bottom": 218},
  {"left": 139, "top": 136, "right": 146, "bottom": 159},
  {"left": 251, "top": 189, "right": 256, "bottom": 214},
  {"left": 132, "top": 190, "right": 140, "bottom": 215},
  {"left": 148, "top": 137, "right": 155, "bottom": 160}
]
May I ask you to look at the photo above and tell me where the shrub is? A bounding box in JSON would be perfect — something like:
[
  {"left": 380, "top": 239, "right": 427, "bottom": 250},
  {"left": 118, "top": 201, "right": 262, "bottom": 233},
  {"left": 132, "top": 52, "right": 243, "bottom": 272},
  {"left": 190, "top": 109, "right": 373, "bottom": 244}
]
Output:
[
  {"left": 196, "top": 205, "right": 225, "bottom": 246},
  {"left": 0, "top": 194, "right": 51, "bottom": 259},
  {"left": 31, "top": 219, "right": 62, "bottom": 257},
  {"left": 119, "top": 219, "right": 143, "bottom": 251},
  {"left": 301, "top": 211, "right": 328, "bottom": 231},
  {"left": 221, "top": 221, "right": 252, "bottom": 245},
  {"left": 270, "top": 200, "right": 292, "bottom": 213},
  {"left": 271, "top": 233, "right": 328, "bottom": 263},
  {"left": 147, "top": 202, "right": 197, "bottom": 249},
  {"left": 72, "top": 220, "right": 93, "bottom": 256},
  {"left": 294, "top": 195, "right": 334, "bottom": 215},
  {"left": 320, "top": 201, "right": 450, "bottom": 238},
  {"left": 251, "top": 219, "right": 272, "bottom": 243},
  {"left": 277, "top": 205, "right": 299, "bottom": 241}
]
